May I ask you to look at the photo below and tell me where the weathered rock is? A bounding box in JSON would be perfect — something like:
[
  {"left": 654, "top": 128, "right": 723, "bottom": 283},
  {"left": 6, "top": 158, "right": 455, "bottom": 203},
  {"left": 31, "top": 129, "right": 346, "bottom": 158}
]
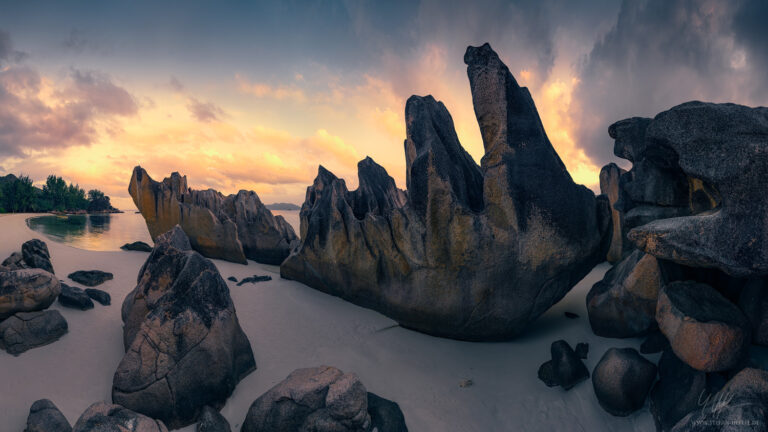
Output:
[
  {"left": 121, "top": 241, "right": 153, "bottom": 252},
  {"left": 0, "top": 269, "right": 61, "bottom": 320},
  {"left": 68, "top": 270, "right": 113, "bottom": 287},
  {"left": 629, "top": 102, "right": 768, "bottom": 277},
  {"left": 2, "top": 251, "right": 28, "bottom": 270},
  {"left": 671, "top": 368, "right": 768, "bottom": 432},
  {"left": 0, "top": 310, "right": 67, "bottom": 355},
  {"left": 72, "top": 402, "right": 168, "bottom": 432},
  {"left": 59, "top": 284, "right": 94, "bottom": 310},
  {"left": 129, "top": 167, "right": 298, "bottom": 265},
  {"left": 113, "top": 226, "right": 256, "bottom": 429},
  {"left": 280, "top": 43, "right": 610, "bottom": 340},
  {"left": 236, "top": 275, "right": 271, "bottom": 286},
  {"left": 85, "top": 288, "right": 111, "bottom": 306},
  {"left": 587, "top": 250, "right": 662, "bottom": 338},
  {"left": 367, "top": 392, "right": 409, "bottom": 432},
  {"left": 537, "top": 340, "right": 590, "bottom": 390},
  {"left": 25, "top": 399, "right": 72, "bottom": 432},
  {"left": 592, "top": 348, "right": 657, "bottom": 416},
  {"left": 22, "top": 239, "right": 55, "bottom": 274},
  {"left": 575, "top": 342, "right": 589, "bottom": 359},
  {"left": 640, "top": 331, "right": 670, "bottom": 354},
  {"left": 196, "top": 406, "right": 230, "bottom": 432},
  {"left": 242, "top": 366, "right": 390, "bottom": 432},
  {"left": 600, "top": 163, "right": 628, "bottom": 262},
  {"left": 650, "top": 350, "right": 709, "bottom": 432},
  {"left": 738, "top": 277, "right": 768, "bottom": 346},
  {"left": 656, "top": 281, "right": 750, "bottom": 372}
]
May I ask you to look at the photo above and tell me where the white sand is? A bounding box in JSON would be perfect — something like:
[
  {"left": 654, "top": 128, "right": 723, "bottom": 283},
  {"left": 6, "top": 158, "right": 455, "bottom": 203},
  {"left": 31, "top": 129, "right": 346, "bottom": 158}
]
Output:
[{"left": 0, "top": 213, "right": 656, "bottom": 431}]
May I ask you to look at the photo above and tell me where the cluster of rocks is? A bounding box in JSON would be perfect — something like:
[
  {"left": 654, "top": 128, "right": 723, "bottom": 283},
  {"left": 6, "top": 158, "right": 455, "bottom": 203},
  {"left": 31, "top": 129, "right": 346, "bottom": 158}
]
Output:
[
  {"left": 584, "top": 101, "right": 768, "bottom": 428},
  {"left": 129, "top": 167, "right": 298, "bottom": 265},
  {"left": 0, "top": 240, "right": 66, "bottom": 355},
  {"left": 280, "top": 43, "right": 611, "bottom": 340},
  {"left": 24, "top": 399, "right": 168, "bottom": 432}
]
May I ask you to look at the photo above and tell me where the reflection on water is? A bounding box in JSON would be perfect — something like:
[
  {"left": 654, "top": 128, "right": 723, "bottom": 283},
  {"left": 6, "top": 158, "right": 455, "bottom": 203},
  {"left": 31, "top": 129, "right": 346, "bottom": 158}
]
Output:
[
  {"left": 272, "top": 210, "right": 300, "bottom": 233},
  {"left": 27, "top": 213, "right": 154, "bottom": 252}
]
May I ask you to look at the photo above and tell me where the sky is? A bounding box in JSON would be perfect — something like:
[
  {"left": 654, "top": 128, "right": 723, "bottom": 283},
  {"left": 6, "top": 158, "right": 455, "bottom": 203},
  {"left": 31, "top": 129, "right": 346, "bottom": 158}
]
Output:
[{"left": 0, "top": 0, "right": 766, "bottom": 210}]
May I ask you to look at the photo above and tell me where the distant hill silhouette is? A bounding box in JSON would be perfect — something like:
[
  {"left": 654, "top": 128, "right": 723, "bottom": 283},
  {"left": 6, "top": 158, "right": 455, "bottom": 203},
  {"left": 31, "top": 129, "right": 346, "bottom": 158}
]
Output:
[{"left": 266, "top": 202, "right": 300, "bottom": 211}]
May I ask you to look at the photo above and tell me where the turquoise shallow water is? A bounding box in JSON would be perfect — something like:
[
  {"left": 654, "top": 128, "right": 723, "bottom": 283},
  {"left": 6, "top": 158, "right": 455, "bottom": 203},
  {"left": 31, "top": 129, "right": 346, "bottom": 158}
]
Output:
[
  {"left": 26, "top": 213, "right": 154, "bottom": 252},
  {"left": 26, "top": 210, "right": 301, "bottom": 252}
]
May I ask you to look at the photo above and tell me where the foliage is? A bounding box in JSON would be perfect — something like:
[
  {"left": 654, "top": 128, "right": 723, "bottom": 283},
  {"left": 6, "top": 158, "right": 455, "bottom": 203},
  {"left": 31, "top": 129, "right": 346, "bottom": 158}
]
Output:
[
  {"left": 87, "top": 189, "right": 113, "bottom": 212},
  {"left": 0, "top": 174, "right": 114, "bottom": 213}
]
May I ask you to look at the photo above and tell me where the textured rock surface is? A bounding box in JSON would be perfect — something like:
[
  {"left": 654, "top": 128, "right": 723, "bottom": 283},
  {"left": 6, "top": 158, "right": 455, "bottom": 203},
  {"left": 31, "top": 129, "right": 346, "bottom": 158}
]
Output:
[
  {"left": 68, "top": 270, "right": 113, "bottom": 287},
  {"left": 587, "top": 250, "right": 662, "bottom": 338},
  {"left": 2, "top": 251, "right": 28, "bottom": 270},
  {"left": 0, "top": 310, "right": 67, "bottom": 355},
  {"left": 121, "top": 241, "right": 153, "bottom": 252},
  {"left": 280, "top": 43, "right": 610, "bottom": 340},
  {"left": 113, "top": 226, "right": 256, "bottom": 429},
  {"left": 656, "top": 281, "right": 750, "bottom": 372},
  {"left": 629, "top": 102, "right": 768, "bottom": 277},
  {"left": 538, "top": 340, "right": 590, "bottom": 390},
  {"left": 22, "top": 239, "right": 55, "bottom": 274},
  {"left": 25, "top": 399, "right": 72, "bottom": 432},
  {"left": 195, "top": 406, "right": 230, "bottom": 432},
  {"left": 650, "top": 350, "right": 709, "bottom": 432},
  {"left": 367, "top": 392, "right": 409, "bottom": 432},
  {"left": 241, "top": 366, "right": 386, "bottom": 432},
  {"left": 72, "top": 402, "right": 168, "bottom": 432},
  {"left": 85, "top": 288, "right": 111, "bottom": 306},
  {"left": 671, "top": 368, "right": 768, "bottom": 432},
  {"left": 0, "top": 269, "right": 61, "bottom": 320},
  {"left": 600, "top": 163, "right": 628, "bottom": 262},
  {"left": 129, "top": 167, "right": 297, "bottom": 265},
  {"left": 58, "top": 284, "right": 95, "bottom": 310},
  {"left": 592, "top": 348, "right": 656, "bottom": 416}
]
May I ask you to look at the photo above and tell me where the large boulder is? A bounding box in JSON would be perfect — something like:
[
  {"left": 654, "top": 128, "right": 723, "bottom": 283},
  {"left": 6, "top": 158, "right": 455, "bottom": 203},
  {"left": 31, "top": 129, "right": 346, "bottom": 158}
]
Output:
[
  {"left": 72, "top": 402, "right": 168, "bottom": 432},
  {"left": 241, "top": 366, "right": 408, "bottom": 432},
  {"left": 656, "top": 281, "right": 750, "bottom": 372},
  {"left": 25, "top": 399, "right": 72, "bottom": 432},
  {"left": 22, "top": 239, "right": 55, "bottom": 274},
  {"left": 592, "top": 348, "right": 657, "bottom": 416},
  {"left": 0, "top": 310, "right": 68, "bottom": 355},
  {"left": 129, "top": 167, "right": 297, "bottom": 265},
  {"left": 0, "top": 269, "right": 61, "bottom": 320},
  {"left": 671, "top": 368, "right": 768, "bottom": 432},
  {"left": 586, "top": 249, "right": 662, "bottom": 338},
  {"left": 280, "top": 43, "right": 611, "bottom": 340},
  {"left": 628, "top": 102, "right": 768, "bottom": 277},
  {"left": 113, "top": 226, "right": 256, "bottom": 429}
]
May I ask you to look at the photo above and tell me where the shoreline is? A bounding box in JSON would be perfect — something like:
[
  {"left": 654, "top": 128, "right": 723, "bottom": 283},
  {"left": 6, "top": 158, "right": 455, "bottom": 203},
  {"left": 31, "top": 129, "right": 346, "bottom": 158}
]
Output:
[{"left": 0, "top": 213, "right": 656, "bottom": 431}]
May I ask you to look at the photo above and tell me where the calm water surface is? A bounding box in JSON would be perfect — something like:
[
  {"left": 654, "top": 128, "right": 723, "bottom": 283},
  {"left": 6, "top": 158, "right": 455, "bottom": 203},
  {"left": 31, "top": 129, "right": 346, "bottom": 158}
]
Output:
[{"left": 27, "top": 210, "right": 301, "bottom": 252}]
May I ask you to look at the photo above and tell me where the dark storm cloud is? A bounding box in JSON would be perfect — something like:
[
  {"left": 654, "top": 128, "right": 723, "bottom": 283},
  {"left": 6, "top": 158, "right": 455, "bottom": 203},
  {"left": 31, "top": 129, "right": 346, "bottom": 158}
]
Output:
[
  {"left": 186, "top": 97, "right": 225, "bottom": 122},
  {"left": 573, "top": 0, "right": 768, "bottom": 168}
]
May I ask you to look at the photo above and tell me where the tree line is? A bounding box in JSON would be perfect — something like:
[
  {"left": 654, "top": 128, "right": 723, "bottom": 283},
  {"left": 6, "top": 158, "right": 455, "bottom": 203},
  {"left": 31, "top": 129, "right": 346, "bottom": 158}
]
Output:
[{"left": 0, "top": 174, "right": 115, "bottom": 213}]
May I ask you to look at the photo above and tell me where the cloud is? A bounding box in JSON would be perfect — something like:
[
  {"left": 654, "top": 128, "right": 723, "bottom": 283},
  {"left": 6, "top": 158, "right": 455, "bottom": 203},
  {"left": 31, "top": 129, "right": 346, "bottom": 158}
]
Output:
[
  {"left": 186, "top": 97, "right": 225, "bottom": 122},
  {"left": 168, "top": 76, "right": 184, "bottom": 93},
  {"left": 572, "top": 0, "right": 768, "bottom": 169},
  {"left": 0, "top": 29, "right": 27, "bottom": 65},
  {"left": 65, "top": 69, "right": 138, "bottom": 116},
  {"left": 235, "top": 74, "right": 306, "bottom": 102}
]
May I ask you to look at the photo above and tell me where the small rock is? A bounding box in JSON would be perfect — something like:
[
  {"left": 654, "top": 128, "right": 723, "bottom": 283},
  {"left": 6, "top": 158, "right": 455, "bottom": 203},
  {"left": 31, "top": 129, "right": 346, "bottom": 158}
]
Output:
[
  {"left": 58, "top": 284, "right": 94, "bottom": 310},
  {"left": 538, "top": 340, "right": 590, "bottom": 390},
  {"left": 236, "top": 275, "right": 272, "bottom": 286},
  {"left": 656, "top": 281, "right": 750, "bottom": 372},
  {"left": 227, "top": 276, "right": 238, "bottom": 282},
  {"left": 196, "top": 406, "right": 230, "bottom": 432},
  {"left": 120, "top": 241, "right": 153, "bottom": 252},
  {"left": 367, "top": 392, "right": 409, "bottom": 432},
  {"left": 564, "top": 311, "right": 579, "bottom": 319},
  {"left": 71, "top": 402, "right": 168, "bottom": 432},
  {"left": 575, "top": 343, "right": 589, "bottom": 359},
  {"left": 0, "top": 269, "right": 61, "bottom": 320},
  {"left": 67, "top": 270, "right": 113, "bottom": 287},
  {"left": 0, "top": 310, "right": 68, "bottom": 355},
  {"left": 592, "top": 347, "right": 657, "bottom": 416},
  {"left": 85, "top": 288, "right": 111, "bottom": 306},
  {"left": 640, "top": 331, "right": 670, "bottom": 354},
  {"left": 459, "top": 379, "right": 473, "bottom": 388},
  {"left": 25, "top": 399, "right": 72, "bottom": 432},
  {"left": 22, "top": 239, "right": 55, "bottom": 274}
]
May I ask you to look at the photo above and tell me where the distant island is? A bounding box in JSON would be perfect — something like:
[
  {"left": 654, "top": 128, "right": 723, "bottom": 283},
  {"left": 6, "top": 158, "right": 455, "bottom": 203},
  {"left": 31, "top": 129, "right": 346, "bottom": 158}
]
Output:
[
  {"left": 0, "top": 173, "right": 120, "bottom": 214},
  {"left": 265, "top": 202, "right": 300, "bottom": 211}
]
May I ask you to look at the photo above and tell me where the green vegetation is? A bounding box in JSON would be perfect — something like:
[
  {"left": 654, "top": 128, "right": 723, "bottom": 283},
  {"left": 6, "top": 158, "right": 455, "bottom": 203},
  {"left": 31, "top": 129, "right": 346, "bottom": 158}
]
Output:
[{"left": 0, "top": 174, "right": 116, "bottom": 213}]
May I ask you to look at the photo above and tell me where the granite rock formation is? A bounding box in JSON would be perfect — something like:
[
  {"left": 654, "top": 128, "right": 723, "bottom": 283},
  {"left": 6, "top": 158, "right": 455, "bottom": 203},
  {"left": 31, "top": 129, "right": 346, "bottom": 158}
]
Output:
[
  {"left": 241, "top": 366, "right": 408, "bottom": 432},
  {"left": 280, "top": 43, "right": 610, "bottom": 340},
  {"left": 72, "top": 402, "right": 168, "bottom": 432},
  {"left": 600, "top": 163, "right": 627, "bottom": 262},
  {"left": 114, "top": 226, "right": 256, "bottom": 429},
  {"left": 0, "top": 269, "right": 61, "bottom": 320},
  {"left": 592, "top": 348, "right": 657, "bottom": 416},
  {"left": 0, "top": 310, "right": 68, "bottom": 355},
  {"left": 25, "top": 399, "right": 72, "bottom": 432},
  {"left": 129, "top": 167, "right": 297, "bottom": 265}
]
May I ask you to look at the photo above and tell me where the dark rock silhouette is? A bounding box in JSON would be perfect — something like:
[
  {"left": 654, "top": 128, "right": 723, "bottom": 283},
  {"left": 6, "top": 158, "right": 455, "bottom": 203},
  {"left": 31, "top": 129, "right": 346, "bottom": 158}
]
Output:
[
  {"left": 58, "top": 284, "right": 94, "bottom": 310},
  {"left": 280, "top": 43, "right": 610, "bottom": 340},
  {"left": 196, "top": 406, "right": 231, "bottom": 432},
  {"left": 22, "top": 239, "right": 55, "bottom": 274},
  {"left": 129, "top": 167, "right": 297, "bottom": 265},
  {"left": 85, "top": 288, "right": 111, "bottom": 306},
  {"left": 650, "top": 350, "right": 710, "bottom": 432},
  {"left": 68, "top": 270, "right": 113, "bottom": 287},
  {"left": 592, "top": 348, "right": 656, "bottom": 416},
  {"left": 121, "top": 241, "right": 153, "bottom": 252},
  {"left": 537, "top": 340, "right": 590, "bottom": 390}
]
